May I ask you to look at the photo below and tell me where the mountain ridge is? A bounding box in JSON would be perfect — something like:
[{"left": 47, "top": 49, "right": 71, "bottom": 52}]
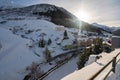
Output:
[{"left": 0, "top": 3, "right": 111, "bottom": 34}]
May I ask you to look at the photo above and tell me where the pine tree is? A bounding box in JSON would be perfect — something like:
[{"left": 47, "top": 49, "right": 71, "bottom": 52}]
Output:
[
  {"left": 77, "top": 47, "right": 93, "bottom": 69},
  {"left": 44, "top": 47, "right": 51, "bottom": 62},
  {"left": 63, "top": 30, "right": 69, "bottom": 39},
  {"left": 93, "top": 38, "right": 103, "bottom": 54},
  {"left": 48, "top": 38, "right": 52, "bottom": 45},
  {"left": 39, "top": 38, "right": 45, "bottom": 48}
]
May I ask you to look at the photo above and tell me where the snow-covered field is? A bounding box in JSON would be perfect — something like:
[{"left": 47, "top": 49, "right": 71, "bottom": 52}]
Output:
[
  {"left": 0, "top": 19, "right": 76, "bottom": 80},
  {"left": 0, "top": 19, "right": 75, "bottom": 57},
  {"left": 0, "top": 27, "right": 39, "bottom": 80}
]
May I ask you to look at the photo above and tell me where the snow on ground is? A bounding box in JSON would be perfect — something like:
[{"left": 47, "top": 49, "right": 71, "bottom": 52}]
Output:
[
  {"left": 106, "top": 62, "right": 120, "bottom": 80},
  {"left": 40, "top": 62, "right": 55, "bottom": 72},
  {"left": 0, "top": 19, "right": 77, "bottom": 80},
  {"left": 106, "top": 56, "right": 120, "bottom": 80},
  {"left": 0, "top": 17, "right": 112, "bottom": 80},
  {"left": 44, "top": 57, "right": 78, "bottom": 80},
  {"left": 85, "top": 55, "right": 97, "bottom": 66},
  {"left": 0, "top": 19, "right": 75, "bottom": 57},
  {"left": 0, "top": 27, "right": 40, "bottom": 80},
  {"left": 62, "top": 49, "right": 120, "bottom": 80}
]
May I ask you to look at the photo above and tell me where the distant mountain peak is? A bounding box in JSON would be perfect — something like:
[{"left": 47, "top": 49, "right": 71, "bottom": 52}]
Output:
[
  {"left": 0, "top": 0, "right": 23, "bottom": 10},
  {"left": 111, "top": 26, "right": 120, "bottom": 32},
  {"left": 92, "top": 23, "right": 112, "bottom": 33}
]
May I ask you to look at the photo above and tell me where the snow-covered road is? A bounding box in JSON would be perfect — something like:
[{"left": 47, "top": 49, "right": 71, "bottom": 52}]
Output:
[{"left": 44, "top": 57, "right": 78, "bottom": 80}]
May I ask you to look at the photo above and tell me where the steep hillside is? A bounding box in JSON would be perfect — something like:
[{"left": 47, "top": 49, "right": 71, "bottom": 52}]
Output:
[
  {"left": 0, "top": 4, "right": 105, "bottom": 34},
  {"left": 0, "top": 19, "right": 76, "bottom": 80}
]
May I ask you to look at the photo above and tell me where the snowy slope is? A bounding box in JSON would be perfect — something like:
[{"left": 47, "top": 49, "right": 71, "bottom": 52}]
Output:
[
  {"left": 0, "top": 27, "right": 40, "bottom": 80},
  {"left": 0, "top": 3, "right": 109, "bottom": 34},
  {"left": 0, "top": 18, "right": 77, "bottom": 80},
  {"left": 0, "top": 19, "right": 75, "bottom": 57},
  {"left": 0, "top": 16, "right": 80, "bottom": 79}
]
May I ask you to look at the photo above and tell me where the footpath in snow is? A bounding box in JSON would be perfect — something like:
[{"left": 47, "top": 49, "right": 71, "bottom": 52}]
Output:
[{"left": 62, "top": 49, "right": 120, "bottom": 80}]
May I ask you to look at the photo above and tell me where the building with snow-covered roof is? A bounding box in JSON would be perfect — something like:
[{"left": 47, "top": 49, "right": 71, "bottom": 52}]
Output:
[{"left": 55, "top": 26, "right": 65, "bottom": 31}]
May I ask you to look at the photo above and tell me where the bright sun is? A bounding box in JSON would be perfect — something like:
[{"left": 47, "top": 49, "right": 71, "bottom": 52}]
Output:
[{"left": 76, "top": 11, "right": 90, "bottom": 22}]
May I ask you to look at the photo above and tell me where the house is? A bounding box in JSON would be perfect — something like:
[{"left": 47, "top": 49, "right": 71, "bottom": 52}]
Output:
[{"left": 55, "top": 26, "right": 65, "bottom": 31}]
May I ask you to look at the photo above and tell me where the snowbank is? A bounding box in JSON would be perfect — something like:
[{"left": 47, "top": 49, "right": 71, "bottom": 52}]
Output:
[{"left": 85, "top": 55, "right": 97, "bottom": 66}]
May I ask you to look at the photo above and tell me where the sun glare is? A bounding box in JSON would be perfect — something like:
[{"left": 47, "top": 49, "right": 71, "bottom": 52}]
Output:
[{"left": 76, "top": 11, "right": 90, "bottom": 22}]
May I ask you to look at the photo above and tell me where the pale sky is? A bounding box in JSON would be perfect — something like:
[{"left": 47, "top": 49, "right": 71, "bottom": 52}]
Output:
[{"left": 0, "top": 0, "right": 120, "bottom": 27}]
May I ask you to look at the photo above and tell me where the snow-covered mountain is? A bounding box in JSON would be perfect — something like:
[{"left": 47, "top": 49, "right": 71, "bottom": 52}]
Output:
[
  {"left": 92, "top": 23, "right": 120, "bottom": 33},
  {"left": 92, "top": 23, "right": 112, "bottom": 33},
  {"left": 0, "top": 3, "right": 113, "bottom": 80},
  {"left": 111, "top": 26, "right": 120, "bottom": 32},
  {"left": 0, "top": 6, "right": 17, "bottom": 10},
  {"left": 0, "top": 0, "right": 23, "bottom": 10},
  {"left": 0, "top": 4, "right": 109, "bottom": 34}
]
